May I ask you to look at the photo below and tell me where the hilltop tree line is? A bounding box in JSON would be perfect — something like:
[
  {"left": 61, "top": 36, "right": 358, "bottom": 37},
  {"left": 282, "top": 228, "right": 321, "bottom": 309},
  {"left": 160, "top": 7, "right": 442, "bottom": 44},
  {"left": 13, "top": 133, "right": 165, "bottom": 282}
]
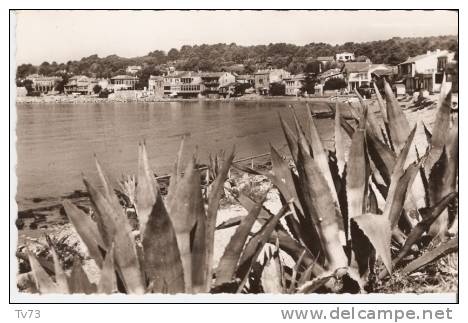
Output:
[{"left": 17, "top": 35, "right": 458, "bottom": 82}]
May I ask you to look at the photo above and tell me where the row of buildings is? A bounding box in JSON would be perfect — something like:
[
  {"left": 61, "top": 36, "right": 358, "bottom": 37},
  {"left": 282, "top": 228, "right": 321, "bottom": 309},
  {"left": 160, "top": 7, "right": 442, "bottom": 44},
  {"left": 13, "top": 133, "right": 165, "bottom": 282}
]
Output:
[{"left": 21, "top": 49, "right": 456, "bottom": 98}]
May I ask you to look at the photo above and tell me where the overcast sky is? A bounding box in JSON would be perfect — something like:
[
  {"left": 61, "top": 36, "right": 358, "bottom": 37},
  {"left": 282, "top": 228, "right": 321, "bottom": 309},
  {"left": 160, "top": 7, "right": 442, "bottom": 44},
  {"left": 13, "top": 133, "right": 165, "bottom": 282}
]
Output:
[{"left": 14, "top": 10, "right": 458, "bottom": 65}]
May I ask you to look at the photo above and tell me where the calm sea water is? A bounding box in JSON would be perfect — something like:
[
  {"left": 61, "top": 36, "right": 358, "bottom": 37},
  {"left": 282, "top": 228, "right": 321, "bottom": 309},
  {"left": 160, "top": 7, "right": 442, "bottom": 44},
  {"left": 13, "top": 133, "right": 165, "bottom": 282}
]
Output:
[{"left": 15, "top": 100, "right": 334, "bottom": 207}]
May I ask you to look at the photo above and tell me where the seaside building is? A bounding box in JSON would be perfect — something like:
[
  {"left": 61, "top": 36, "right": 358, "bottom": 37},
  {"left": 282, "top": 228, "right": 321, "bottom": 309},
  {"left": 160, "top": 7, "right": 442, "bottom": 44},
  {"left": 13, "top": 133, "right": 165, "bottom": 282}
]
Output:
[
  {"left": 319, "top": 68, "right": 344, "bottom": 83},
  {"left": 236, "top": 74, "right": 255, "bottom": 87},
  {"left": 254, "top": 68, "right": 291, "bottom": 95},
  {"left": 198, "top": 72, "right": 224, "bottom": 97},
  {"left": 179, "top": 72, "right": 203, "bottom": 98},
  {"left": 343, "top": 62, "right": 393, "bottom": 92},
  {"left": 284, "top": 74, "right": 305, "bottom": 96},
  {"left": 397, "top": 49, "right": 455, "bottom": 94},
  {"left": 110, "top": 75, "right": 139, "bottom": 91},
  {"left": 25, "top": 74, "right": 61, "bottom": 94},
  {"left": 336, "top": 52, "right": 355, "bottom": 62},
  {"left": 64, "top": 75, "right": 98, "bottom": 95},
  {"left": 148, "top": 75, "right": 164, "bottom": 96},
  {"left": 161, "top": 70, "right": 203, "bottom": 98}
]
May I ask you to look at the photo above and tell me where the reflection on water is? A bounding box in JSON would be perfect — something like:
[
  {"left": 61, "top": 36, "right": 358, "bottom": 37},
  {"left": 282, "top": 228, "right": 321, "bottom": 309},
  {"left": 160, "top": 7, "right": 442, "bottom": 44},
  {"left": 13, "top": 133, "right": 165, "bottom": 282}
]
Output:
[{"left": 15, "top": 100, "right": 334, "bottom": 206}]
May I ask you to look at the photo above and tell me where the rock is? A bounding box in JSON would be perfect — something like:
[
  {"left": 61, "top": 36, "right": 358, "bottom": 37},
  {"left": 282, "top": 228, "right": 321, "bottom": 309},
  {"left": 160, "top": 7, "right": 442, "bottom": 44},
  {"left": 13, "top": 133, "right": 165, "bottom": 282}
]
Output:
[
  {"left": 15, "top": 218, "right": 25, "bottom": 230},
  {"left": 17, "top": 272, "right": 38, "bottom": 293}
]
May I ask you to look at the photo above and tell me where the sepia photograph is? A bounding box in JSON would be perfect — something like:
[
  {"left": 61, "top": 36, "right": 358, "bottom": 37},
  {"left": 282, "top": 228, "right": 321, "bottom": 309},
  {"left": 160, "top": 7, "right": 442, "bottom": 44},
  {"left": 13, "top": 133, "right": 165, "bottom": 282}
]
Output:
[{"left": 10, "top": 9, "right": 458, "bottom": 301}]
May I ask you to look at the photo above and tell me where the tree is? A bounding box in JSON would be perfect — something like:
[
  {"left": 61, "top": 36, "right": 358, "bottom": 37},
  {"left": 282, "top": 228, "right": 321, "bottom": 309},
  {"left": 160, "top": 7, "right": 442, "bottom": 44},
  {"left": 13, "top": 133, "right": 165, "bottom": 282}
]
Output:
[
  {"left": 304, "top": 61, "right": 321, "bottom": 74},
  {"left": 55, "top": 75, "right": 68, "bottom": 93},
  {"left": 23, "top": 79, "right": 34, "bottom": 95},
  {"left": 269, "top": 82, "right": 285, "bottom": 96},
  {"left": 93, "top": 84, "right": 102, "bottom": 94},
  {"left": 323, "top": 78, "right": 347, "bottom": 90},
  {"left": 234, "top": 83, "right": 252, "bottom": 96},
  {"left": 167, "top": 48, "right": 180, "bottom": 61},
  {"left": 301, "top": 73, "right": 317, "bottom": 95},
  {"left": 16, "top": 64, "right": 37, "bottom": 79}
]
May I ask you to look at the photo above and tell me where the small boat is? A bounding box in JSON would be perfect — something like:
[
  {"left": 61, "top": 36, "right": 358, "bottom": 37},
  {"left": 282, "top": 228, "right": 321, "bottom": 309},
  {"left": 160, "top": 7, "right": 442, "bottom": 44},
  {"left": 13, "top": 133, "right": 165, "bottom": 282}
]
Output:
[{"left": 312, "top": 111, "right": 335, "bottom": 119}]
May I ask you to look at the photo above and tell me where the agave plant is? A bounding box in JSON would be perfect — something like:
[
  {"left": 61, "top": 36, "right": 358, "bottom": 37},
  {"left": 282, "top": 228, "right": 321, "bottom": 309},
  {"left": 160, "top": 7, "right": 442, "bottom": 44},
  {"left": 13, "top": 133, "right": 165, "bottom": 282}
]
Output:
[
  {"left": 228, "top": 78, "right": 458, "bottom": 293},
  {"left": 25, "top": 137, "right": 294, "bottom": 294}
]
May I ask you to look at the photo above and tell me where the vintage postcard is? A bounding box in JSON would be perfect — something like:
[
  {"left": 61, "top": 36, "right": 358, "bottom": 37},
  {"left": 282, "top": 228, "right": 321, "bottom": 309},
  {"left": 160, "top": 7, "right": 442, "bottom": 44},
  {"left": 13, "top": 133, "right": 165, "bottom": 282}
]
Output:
[{"left": 10, "top": 9, "right": 458, "bottom": 306}]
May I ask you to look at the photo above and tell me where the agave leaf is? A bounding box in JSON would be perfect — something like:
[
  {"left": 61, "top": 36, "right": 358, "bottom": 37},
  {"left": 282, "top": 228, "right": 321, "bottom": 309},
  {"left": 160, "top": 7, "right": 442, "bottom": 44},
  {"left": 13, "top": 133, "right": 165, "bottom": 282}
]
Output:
[
  {"left": 346, "top": 108, "right": 369, "bottom": 226},
  {"left": 82, "top": 178, "right": 116, "bottom": 248},
  {"left": 425, "top": 89, "right": 452, "bottom": 174},
  {"left": 288, "top": 250, "right": 306, "bottom": 293},
  {"left": 387, "top": 161, "right": 420, "bottom": 229},
  {"left": 84, "top": 178, "right": 145, "bottom": 294},
  {"left": 373, "top": 82, "right": 388, "bottom": 124},
  {"left": 366, "top": 132, "right": 396, "bottom": 186},
  {"left": 296, "top": 141, "right": 347, "bottom": 269},
  {"left": 62, "top": 200, "right": 105, "bottom": 268},
  {"left": 236, "top": 203, "right": 289, "bottom": 292},
  {"left": 306, "top": 104, "right": 339, "bottom": 204},
  {"left": 97, "top": 244, "right": 117, "bottom": 294},
  {"left": 142, "top": 188, "right": 185, "bottom": 293},
  {"left": 329, "top": 103, "right": 356, "bottom": 138},
  {"left": 261, "top": 250, "right": 284, "bottom": 294},
  {"left": 290, "top": 106, "right": 312, "bottom": 157},
  {"left": 422, "top": 121, "right": 432, "bottom": 145},
  {"left": 168, "top": 158, "right": 203, "bottom": 292},
  {"left": 297, "top": 261, "right": 318, "bottom": 288},
  {"left": 383, "top": 78, "right": 411, "bottom": 153},
  {"left": 354, "top": 89, "right": 384, "bottom": 141},
  {"left": 383, "top": 192, "right": 457, "bottom": 278},
  {"left": 278, "top": 112, "right": 299, "bottom": 163},
  {"left": 401, "top": 237, "right": 458, "bottom": 275},
  {"left": 205, "top": 147, "right": 235, "bottom": 290},
  {"left": 270, "top": 145, "right": 303, "bottom": 215},
  {"left": 27, "top": 250, "right": 61, "bottom": 294},
  {"left": 428, "top": 139, "right": 458, "bottom": 239},
  {"left": 135, "top": 143, "right": 157, "bottom": 238},
  {"left": 69, "top": 257, "right": 97, "bottom": 294},
  {"left": 215, "top": 194, "right": 265, "bottom": 286},
  {"left": 46, "top": 236, "right": 70, "bottom": 293},
  {"left": 334, "top": 102, "right": 346, "bottom": 177},
  {"left": 191, "top": 196, "right": 208, "bottom": 293},
  {"left": 382, "top": 125, "right": 417, "bottom": 228},
  {"left": 166, "top": 138, "right": 185, "bottom": 209},
  {"left": 351, "top": 213, "right": 392, "bottom": 274}
]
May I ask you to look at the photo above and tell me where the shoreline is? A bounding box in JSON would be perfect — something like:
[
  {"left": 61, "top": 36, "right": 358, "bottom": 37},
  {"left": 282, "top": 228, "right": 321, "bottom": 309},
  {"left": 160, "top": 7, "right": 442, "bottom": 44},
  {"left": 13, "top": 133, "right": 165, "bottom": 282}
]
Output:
[{"left": 16, "top": 94, "right": 337, "bottom": 104}]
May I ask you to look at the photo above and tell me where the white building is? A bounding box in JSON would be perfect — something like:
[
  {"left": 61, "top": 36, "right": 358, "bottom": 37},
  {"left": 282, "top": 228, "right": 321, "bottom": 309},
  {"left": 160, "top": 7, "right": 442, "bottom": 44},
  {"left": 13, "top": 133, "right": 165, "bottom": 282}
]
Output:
[
  {"left": 336, "top": 52, "right": 355, "bottom": 62},
  {"left": 343, "top": 62, "right": 393, "bottom": 91},
  {"left": 398, "top": 49, "right": 455, "bottom": 93},
  {"left": 284, "top": 74, "right": 305, "bottom": 96}
]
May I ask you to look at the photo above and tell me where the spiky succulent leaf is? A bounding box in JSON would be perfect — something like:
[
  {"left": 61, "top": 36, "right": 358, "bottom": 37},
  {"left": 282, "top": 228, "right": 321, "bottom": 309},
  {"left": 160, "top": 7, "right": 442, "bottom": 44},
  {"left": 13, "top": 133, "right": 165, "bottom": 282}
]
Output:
[
  {"left": 351, "top": 213, "right": 392, "bottom": 274},
  {"left": 205, "top": 147, "right": 235, "bottom": 290},
  {"left": 383, "top": 78, "right": 411, "bottom": 154},
  {"left": 401, "top": 237, "right": 458, "bottom": 275},
  {"left": 215, "top": 194, "right": 265, "bottom": 286},
  {"left": 62, "top": 200, "right": 105, "bottom": 268},
  {"left": 142, "top": 189, "right": 185, "bottom": 293}
]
